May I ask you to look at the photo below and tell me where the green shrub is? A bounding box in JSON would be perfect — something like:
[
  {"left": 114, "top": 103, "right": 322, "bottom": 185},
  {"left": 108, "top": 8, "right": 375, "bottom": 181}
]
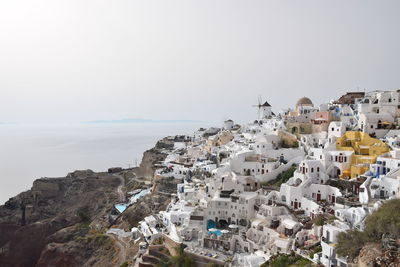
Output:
[
  {"left": 261, "top": 254, "right": 311, "bottom": 267},
  {"left": 336, "top": 229, "right": 367, "bottom": 259},
  {"left": 308, "top": 245, "right": 322, "bottom": 258},
  {"left": 205, "top": 263, "right": 223, "bottom": 267},
  {"left": 336, "top": 199, "right": 400, "bottom": 259},
  {"left": 76, "top": 206, "right": 91, "bottom": 225},
  {"left": 265, "top": 165, "right": 297, "bottom": 187},
  {"left": 363, "top": 199, "right": 400, "bottom": 240}
]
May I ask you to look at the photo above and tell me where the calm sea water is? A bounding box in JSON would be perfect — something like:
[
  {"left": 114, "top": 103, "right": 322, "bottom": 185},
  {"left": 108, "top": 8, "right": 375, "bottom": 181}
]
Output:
[{"left": 0, "top": 122, "right": 209, "bottom": 204}]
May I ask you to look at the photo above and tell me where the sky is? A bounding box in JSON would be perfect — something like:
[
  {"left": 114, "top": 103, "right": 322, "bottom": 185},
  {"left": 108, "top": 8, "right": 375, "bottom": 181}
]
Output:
[{"left": 1, "top": 0, "right": 400, "bottom": 124}]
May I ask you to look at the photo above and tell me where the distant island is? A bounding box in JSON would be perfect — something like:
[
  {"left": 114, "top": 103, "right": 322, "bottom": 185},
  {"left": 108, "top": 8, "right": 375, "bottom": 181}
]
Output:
[{"left": 82, "top": 118, "right": 205, "bottom": 124}]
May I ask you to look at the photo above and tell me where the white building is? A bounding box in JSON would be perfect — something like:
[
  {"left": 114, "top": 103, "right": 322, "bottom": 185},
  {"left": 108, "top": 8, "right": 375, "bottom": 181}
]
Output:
[{"left": 318, "top": 221, "right": 350, "bottom": 267}]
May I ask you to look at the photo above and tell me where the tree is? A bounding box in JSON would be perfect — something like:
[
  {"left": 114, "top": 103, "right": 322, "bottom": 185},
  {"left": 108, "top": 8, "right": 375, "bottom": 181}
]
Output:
[
  {"left": 170, "top": 244, "right": 193, "bottom": 267},
  {"left": 336, "top": 230, "right": 367, "bottom": 258},
  {"left": 363, "top": 199, "right": 400, "bottom": 240}
]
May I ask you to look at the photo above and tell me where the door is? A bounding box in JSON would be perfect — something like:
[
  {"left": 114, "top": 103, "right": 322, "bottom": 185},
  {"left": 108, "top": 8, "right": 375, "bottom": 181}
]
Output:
[{"left": 317, "top": 193, "right": 321, "bottom": 201}]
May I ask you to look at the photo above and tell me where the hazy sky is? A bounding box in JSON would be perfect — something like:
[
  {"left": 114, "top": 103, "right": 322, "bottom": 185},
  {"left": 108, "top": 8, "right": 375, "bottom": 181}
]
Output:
[{"left": 1, "top": 0, "right": 400, "bottom": 124}]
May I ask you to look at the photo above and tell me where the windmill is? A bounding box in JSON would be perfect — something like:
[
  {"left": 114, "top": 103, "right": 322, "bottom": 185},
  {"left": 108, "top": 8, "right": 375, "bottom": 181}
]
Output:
[
  {"left": 252, "top": 95, "right": 263, "bottom": 119},
  {"left": 252, "top": 95, "right": 272, "bottom": 119}
]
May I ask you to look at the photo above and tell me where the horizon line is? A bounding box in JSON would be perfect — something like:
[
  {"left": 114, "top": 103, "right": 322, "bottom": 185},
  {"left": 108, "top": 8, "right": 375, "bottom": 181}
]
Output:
[{"left": 81, "top": 118, "right": 208, "bottom": 124}]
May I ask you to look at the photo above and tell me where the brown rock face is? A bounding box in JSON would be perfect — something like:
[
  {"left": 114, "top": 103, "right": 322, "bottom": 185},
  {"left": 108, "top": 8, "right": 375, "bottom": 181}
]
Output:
[
  {"left": 351, "top": 243, "right": 400, "bottom": 267},
  {"left": 0, "top": 171, "right": 120, "bottom": 267},
  {"left": 135, "top": 149, "right": 167, "bottom": 179},
  {"left": 0, "top": 140, "right": 172, "bottom": 267},
  {"left": 114, "top": 176, "right": 179, "bottom": 231}
]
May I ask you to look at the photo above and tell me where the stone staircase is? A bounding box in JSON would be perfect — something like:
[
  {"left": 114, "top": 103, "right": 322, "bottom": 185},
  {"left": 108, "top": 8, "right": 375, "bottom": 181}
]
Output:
[{"left": 138, "top": 245, "right": 171, "bottom": 267}]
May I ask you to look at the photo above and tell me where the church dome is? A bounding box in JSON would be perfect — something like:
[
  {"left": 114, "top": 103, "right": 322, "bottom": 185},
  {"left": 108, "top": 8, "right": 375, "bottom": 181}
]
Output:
[{"left": 296, "top": 97, "right": 313, "bottom": 106}]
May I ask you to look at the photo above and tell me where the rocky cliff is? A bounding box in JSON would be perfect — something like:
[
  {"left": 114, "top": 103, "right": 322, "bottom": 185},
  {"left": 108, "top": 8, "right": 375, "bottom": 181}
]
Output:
[
  {"left": 0, "top": 170, "right": 121, "bottom": 267},
  {"left": 0, "top": 143, "right": 169, "bottom": 267}
]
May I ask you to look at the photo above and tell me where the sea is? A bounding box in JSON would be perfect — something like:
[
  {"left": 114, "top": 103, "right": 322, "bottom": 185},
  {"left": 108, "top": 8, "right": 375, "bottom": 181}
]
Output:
[{"left": 0, "top": 122, "right": 211, "bottom": 205}]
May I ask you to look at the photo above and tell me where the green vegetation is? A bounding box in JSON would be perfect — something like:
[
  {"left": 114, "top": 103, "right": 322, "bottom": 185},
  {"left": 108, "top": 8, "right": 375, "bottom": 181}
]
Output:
[
  {"left": 171, "top": 244, "right": 193, "bottom": 267},
  {"left": 74, "top": 232, "right": 113, "bottom": 250},
  {"left": 156, "top": 262, "right": 170, "bottom": 267},
  {"left": 336, "top": 229, "right": 367, "bottom": 259},
  {"left": 337, "top": 199, "right": 400, "bottom": 259},
  {"left": 308, "top": 246, "right": 322, "bottom": 258},
  {"left": 120, "top": 262, "right": 129, "bottom": 267},
  {"left": 76, "top": 206, "right": 91, "bottom": 225},
  {"left": 156, "top": 244, "right": 194, "bottom": 267},
  {"left": 262, "top": 165, "right": 297, "bottom": 187},
  {"left": 261, "top": 254, "right": 312, "bottom": 267},
  {"left": 313, "top": 215, "right": 337, "bottom": 226},
  {"left": 205, "top": 263, "right": 224, "bottom": 267}
]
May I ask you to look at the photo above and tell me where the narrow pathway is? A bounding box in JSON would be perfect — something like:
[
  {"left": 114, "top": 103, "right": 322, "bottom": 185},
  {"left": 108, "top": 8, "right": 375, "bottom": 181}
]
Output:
[
  {"left": 113, "top": 173, "right": 126, "bottom": 202},
  {"left": 108, "top": 233, "right": 128, "bottom": 265}
]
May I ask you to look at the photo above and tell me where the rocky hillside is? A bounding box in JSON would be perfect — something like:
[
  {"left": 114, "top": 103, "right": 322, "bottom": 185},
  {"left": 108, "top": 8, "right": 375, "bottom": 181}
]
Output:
[
  {"left": 113, "top": 176, "right": 181, "bottom": 231},
  {"left": 135, "top": 147, "right": 168, "bottom": 179},
  {"left": 0, "top": 170, "right": 121, "bottom": 267},
  {"left": 0, "top": 142, "right": 169, "bottom": 267}
]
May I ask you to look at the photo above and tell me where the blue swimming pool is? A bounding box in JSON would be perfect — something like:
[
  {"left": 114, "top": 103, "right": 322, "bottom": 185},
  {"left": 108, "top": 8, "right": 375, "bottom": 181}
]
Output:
[
  {"left": 208, "top": 230, "right": 222, "bottom": 236},
  {"left": 115, "top": 204, "right": 127, "bottom": 213}
]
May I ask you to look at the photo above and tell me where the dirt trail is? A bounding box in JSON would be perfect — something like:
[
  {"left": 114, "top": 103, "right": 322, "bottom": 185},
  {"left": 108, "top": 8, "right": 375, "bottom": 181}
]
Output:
[{"left": 113, "top": 173, "right": 126, "bottom": 202}]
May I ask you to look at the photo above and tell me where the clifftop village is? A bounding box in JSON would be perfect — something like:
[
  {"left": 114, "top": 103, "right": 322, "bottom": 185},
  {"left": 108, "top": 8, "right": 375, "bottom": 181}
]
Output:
[{"left": 126, "top": 90, "right": 400, "bottom": 267}]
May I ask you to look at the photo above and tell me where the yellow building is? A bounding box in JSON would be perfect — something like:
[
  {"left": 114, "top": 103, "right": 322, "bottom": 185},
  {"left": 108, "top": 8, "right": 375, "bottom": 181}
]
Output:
[
  {"left": 204, "top": 131, "right": 234, "bottom": 153},
  {"left": 336, "top": 131, "right": 389, "bottom": 179}
]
